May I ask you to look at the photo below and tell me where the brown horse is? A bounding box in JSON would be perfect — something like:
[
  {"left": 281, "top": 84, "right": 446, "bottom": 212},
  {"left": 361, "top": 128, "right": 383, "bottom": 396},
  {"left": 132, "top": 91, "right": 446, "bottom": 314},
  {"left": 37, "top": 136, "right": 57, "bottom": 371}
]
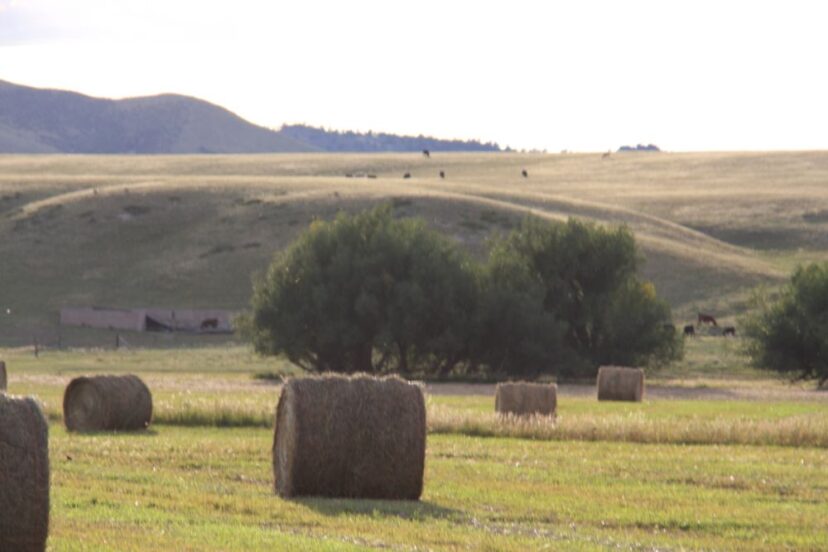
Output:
[{"left": 697, "top": 313, "right": 718, "bottom": 327}]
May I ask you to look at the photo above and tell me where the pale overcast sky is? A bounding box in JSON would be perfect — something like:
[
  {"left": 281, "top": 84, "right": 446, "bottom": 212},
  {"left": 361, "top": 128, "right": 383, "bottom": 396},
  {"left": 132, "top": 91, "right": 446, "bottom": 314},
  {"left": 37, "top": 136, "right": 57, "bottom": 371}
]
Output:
[{"left": 1, "top": 0, "right": 827, "bottom": 152}]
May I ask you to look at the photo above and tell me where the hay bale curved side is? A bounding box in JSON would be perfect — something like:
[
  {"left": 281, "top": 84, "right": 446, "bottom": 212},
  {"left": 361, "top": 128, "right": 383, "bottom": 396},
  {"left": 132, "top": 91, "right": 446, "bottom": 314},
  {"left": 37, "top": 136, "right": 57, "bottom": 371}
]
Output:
[
  {"left": 495, "top": 382, "right": 557, "bottom": 416},
  {"left": 63, "top": 374, "right": 153, "bottom": 431},
  {"left": 0, "top": 394, "right": 50, "bottom": 552},
  {"left": 273, "top": 374, "right": 426, "bottom": 500},
  {"left": 0, "top": 360, "right": 6, "bottom": 392},
  {"left": 596, "top": 366, "right": 645, "bottom": 402}
]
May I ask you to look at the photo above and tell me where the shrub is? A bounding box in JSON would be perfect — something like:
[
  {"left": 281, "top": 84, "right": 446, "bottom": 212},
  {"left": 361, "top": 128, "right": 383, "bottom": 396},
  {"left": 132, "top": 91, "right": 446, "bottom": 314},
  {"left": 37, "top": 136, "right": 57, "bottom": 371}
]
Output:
[{"left": 742, "top": 263, "right": 828, "bottom": 385}]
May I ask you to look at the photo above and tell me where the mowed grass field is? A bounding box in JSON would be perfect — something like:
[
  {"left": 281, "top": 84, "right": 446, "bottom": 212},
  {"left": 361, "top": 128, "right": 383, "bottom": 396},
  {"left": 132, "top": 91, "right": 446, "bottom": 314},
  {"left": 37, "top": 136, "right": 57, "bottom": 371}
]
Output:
[
  {"left": 5, "top": 151, "right": 828, "bottom": 345},
  {"left": 3, "top": 338, "right": 828, "bottom": 551}
]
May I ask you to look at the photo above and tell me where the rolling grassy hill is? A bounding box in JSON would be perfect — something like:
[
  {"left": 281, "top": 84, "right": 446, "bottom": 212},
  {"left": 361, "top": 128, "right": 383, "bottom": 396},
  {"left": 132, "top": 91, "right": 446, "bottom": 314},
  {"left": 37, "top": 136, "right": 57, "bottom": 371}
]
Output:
[{"left": 2, "top": 151, "right": 827, "bottom": 346}]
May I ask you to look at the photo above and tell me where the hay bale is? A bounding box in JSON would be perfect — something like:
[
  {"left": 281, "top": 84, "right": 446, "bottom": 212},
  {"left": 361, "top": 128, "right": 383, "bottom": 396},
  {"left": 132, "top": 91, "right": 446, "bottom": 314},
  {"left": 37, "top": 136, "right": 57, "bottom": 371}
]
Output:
[
  {"left": 596, "top": 366, "right": 645, "bottom": 402},
  {"left": 495, "top": 381, "right": 557, "bottom": 416},
  {"left": 0, "top": 360, "right": 6, "bottom": 392},
  {"left": 273, "top": 373, "right": 426, "bottom": 500},
  {"left": 63, "top": 375, "right": 153, "bottom": 432},
  {"left": 0, "top": 394, "right": 50, "bottom": 552}
]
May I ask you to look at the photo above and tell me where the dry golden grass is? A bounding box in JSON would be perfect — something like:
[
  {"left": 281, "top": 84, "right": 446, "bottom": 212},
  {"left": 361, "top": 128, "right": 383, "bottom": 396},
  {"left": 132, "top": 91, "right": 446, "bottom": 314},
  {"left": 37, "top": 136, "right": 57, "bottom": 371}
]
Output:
[{"left": 4, "top": 151, "right": 828, "bottom": 344}]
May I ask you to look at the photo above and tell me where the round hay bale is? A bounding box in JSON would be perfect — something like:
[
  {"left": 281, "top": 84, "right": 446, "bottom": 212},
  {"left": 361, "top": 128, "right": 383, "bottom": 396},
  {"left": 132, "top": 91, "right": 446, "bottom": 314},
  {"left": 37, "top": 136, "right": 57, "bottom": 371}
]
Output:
[
  {"left": 0, "top": 360, "right": 6, "bottom": 392},
  {"left": 495, "top": 381, "right": 557, "bottom": 417},
  {"left": 596, "top": 366, "right": 645, "bottom": 402},
  {"left": 273, "top": 373, "right": 426, "bottom": 500},
  {"left": 63, "top": 375, "right": 153, "bottom": 432},
  {"left": 0, "top": 394, "right": 50, "bottom": 552}
]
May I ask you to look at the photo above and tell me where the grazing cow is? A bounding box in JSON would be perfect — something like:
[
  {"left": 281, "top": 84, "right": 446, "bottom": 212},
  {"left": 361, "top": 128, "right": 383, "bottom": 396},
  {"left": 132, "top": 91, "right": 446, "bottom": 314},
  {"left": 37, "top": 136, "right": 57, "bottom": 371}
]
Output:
[
  {"left": 403, "top": 173, "right": 411, "bottom": 179},
  {"left": 367, "top": 174, "right": 377, "bottom": 179},
  {"left": 200, "top": 318, "right": 219, "bottom": 330},
  {"left": 723, "top": 326, "right": 736, "bottom": 337},
  {"left": 697, "top": 313, "right": 718, "bottom": 327},
  {"left": 602, "top": 151, "right": 612, "bottom": 159},
  {"left": 683, "top": 325, "right": 695, "bottom": 337},
  {"left": 439, "top": 171, "right": 445, "bottom": 179},
  {"left": 422, "top": 149, "right": 430, "bottom": 158},
  {"left": 521, "top": 169, "right": 528, "bottom": 178}
]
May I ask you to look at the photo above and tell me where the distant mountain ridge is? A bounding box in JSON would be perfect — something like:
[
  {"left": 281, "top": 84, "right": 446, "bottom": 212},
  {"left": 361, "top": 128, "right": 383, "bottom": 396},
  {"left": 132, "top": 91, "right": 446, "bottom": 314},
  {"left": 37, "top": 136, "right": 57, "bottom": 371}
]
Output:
[
  {"left": 279, "top": 124, "right": 501, "bottom": 153},
  {"left": 0, "top": 80, "right": 502, "bottom": 154}
]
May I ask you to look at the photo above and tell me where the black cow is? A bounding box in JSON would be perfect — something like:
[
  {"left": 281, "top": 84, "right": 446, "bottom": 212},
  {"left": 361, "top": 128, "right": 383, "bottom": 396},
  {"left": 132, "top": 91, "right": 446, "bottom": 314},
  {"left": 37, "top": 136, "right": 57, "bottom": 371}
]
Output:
[
  {"left": 422, "top": 149, "right": 430, "bottom": 158},
  {"left": 403, "top": 173, "right": 411, "bottom": 179},
  {"left": 722, "top": 326, "right": 736, "bottom": 337},
  {"left": 522, "top": 169, "right": 528, "bottom": 178},
  {"left": 439, "top": 171, "right": 445, "bottom": 179},
  {"left": 683, "top": 324, "right": 695, "bottom": 337}
]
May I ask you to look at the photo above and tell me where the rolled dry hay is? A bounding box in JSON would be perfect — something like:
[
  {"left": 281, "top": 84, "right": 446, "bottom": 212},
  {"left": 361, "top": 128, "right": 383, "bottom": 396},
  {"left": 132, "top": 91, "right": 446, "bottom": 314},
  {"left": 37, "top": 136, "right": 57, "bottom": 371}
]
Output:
[
  {"left": 495, "top": 381, "right": 557, "bottom": 417},
  {"left": 0, "top": 360, "right": 6, "bottom": 392},
  {"left": 273, "top": 373, "right": 426, "bottom": 500},
  {"left": 0, "top": 394, "right": 50, "bottom": 552},
  {"left": 63, "top": 375, "right": 153, "bottom": 432},
  {"left": 597, "top": 366, "right": 645, "bottom": 402}
]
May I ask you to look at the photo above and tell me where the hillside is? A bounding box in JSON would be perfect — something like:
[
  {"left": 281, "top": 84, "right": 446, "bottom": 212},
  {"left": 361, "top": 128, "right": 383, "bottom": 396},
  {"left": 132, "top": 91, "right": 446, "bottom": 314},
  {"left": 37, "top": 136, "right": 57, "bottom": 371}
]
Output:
[
  {"left": 3, "top": 151, "right": 828, "bottom": 346},
  {"left": 0, "top": 80, "right": 506, "bottom": 154},
  {"left": 0, "top": 80, "right": 314, "bottom": 154}
]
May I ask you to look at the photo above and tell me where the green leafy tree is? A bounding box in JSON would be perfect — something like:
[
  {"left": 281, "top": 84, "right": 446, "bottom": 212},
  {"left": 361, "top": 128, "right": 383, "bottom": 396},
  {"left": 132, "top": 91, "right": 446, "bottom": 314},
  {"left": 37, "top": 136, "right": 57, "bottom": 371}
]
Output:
[
  {"left": 492, "top": 217, "right": 681, "bottom": 376},
  {"left": 243, "top": 205, "right": 477, "bottom": 375},
  {"left": 470, "top": 237, "right": 567, "bottom": 377},
  {"left": 742, "top": 263, "right": 828, "bottom": 385}
]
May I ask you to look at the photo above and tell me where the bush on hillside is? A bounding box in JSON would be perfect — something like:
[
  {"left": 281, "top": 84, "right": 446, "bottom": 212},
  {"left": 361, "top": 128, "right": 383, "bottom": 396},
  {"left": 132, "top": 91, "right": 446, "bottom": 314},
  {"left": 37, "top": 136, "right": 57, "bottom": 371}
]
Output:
[
  {"left": 742, "top": 263, "right": 828, "bottom": 385},
  {"left": 242, "top": 205, "right": 477, "bottom": 375}
]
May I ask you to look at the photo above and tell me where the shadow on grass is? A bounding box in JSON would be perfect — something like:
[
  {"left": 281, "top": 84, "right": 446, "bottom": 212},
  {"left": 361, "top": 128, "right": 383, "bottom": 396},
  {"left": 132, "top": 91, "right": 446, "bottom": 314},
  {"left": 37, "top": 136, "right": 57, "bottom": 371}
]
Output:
[
  {"left": 65, "top": 428, "right": 160, "bottom": 437},
  {"left": 294, "top": 497, "right": 460, "bottom": 521}
]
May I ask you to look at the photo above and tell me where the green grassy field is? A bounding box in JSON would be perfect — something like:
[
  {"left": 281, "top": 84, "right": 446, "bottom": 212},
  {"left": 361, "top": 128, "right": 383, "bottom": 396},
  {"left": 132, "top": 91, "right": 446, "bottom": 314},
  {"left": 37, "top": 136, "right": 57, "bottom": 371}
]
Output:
[
  {"left": 5, "top": 151, "right": 828, "bottom": 346},
  {"left": 3, "top": 340, "right": 828, "bottom": 550}
]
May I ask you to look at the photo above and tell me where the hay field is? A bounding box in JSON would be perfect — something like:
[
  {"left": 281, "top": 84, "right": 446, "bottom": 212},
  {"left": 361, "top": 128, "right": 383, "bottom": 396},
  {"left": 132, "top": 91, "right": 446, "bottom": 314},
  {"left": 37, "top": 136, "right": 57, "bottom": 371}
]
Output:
[
  {"left": 1, "top": 342, "right": 826, "bottom": 551},
  {"left": 5, "top": 151, "right": 828, "bottom": 345}
]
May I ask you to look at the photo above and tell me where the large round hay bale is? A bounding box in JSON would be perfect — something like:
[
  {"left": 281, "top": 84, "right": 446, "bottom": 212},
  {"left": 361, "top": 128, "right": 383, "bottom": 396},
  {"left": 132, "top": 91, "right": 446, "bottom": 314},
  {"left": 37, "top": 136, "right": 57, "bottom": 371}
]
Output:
[
  {"left": 596, "top": 366, "right": 645, "bottom": 402},
  {"left": 495, "top": 381, "right": 557, "bottom": 417},
  {"left": 0, "top": 360, "right": 6, "bottom": 392},
  {"left": 0, "top": 394, "right": 50, "bottom": 552},
  {"left": 63, "top": 375, "right": 153, "bottom": 432},
  {"left": 273, "top": 374, "right": 426, "bottom": 500}
]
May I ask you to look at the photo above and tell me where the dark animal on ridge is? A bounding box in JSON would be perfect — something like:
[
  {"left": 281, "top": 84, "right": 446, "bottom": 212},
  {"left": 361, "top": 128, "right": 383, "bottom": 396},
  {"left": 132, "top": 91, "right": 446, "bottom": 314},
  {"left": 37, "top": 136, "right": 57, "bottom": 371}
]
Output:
[
  {"left": 439, "top": 171, "right": 445, "bottom": 179},
  {"left": 200, "top": 318, "right": 219, "bottom": 330},
  {"left": 403, "top": 173, "right": 411, "bottom": 179},
  {"left": 722, "top": 326, "right": 736, "bottom": 337},
  {"left": 422, "top": 149, "right": 430, "bottom": 158},
  {"left": 522, "top": 169, "right": 528, "bottom": 178},
  {"left": 683, "top": 325, "right": 695, "bottom": 337},
  {"left": 697, "top": 313, "right": 718, "bottom": 327}
]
